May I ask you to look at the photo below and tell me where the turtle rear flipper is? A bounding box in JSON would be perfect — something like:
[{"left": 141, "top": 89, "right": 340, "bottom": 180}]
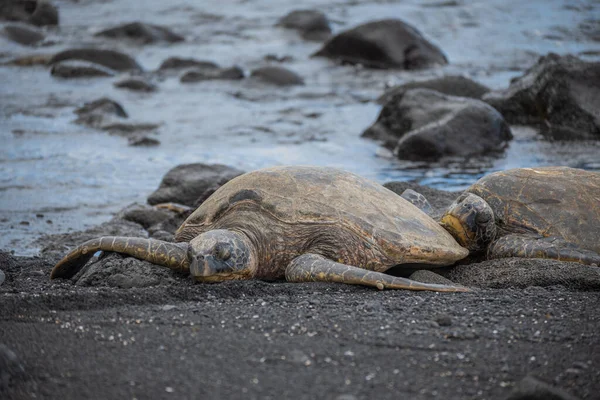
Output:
[
  {"left": 285, "top": 254, "right": 470, "bottom": 292},
  {"left": 50, "top": 237, "right": 191, "bottom": 279},
  {"left": 488, "top": 234, "right": 600, "bottom": 266}
]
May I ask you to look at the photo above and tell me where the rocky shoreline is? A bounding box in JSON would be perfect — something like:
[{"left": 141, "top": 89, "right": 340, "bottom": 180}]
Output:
[{"left": 2, "top": 0, "right": 600, "bottom": 399}]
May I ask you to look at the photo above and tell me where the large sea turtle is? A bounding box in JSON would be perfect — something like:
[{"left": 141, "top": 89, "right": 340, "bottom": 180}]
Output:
[
  {"left": 432, "top": 167, "right": 600, "bottom": 265},
  {"left": 51, "top": 166, "right": 469, "bottom": 292}
]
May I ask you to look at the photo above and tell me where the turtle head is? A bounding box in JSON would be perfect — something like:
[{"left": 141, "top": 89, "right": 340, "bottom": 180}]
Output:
[
  {"left": 188, "top": 230, "right": 257, "bottom": 282},
  {"left": 440, "top": 193, "right": 496, "bottom": 252}
]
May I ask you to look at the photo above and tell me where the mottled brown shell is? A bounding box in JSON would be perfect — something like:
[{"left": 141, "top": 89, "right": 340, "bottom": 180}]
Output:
[
  {"left": 175, "top": 166, "right": 466, "bottom": 265},
  {"left": 466, "top": 166, "right": 600, "bottom": 252}
]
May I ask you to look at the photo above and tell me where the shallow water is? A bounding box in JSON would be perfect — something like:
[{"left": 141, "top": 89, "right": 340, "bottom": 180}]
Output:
[{"left": 1, "top": 0, "right": 599, "bottom": 255}]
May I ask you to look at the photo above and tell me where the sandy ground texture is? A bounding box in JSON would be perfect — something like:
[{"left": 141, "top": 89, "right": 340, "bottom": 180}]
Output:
[{"left": 2, "top": 184, "right": 600, "bottom": 400}]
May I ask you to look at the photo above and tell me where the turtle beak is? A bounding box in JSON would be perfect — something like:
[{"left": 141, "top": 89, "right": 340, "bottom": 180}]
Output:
[
  {"left": 440, "top": 214, "right": 472, "bottom": 247},
  {"left": 189, "top": 254, "right": 213, "bottom": 278}
]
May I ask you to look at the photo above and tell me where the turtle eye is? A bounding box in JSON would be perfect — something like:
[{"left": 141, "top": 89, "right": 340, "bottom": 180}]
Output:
[{"left": 216, "top": 245, "right": 231, "bottom": 261}]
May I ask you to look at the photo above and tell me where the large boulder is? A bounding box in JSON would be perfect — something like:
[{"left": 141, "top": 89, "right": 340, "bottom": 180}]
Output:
[
  {"left": 276, "top": 9, "right": 331, "bottom": 41},
  {"left": 95, "top": 22, "right": 184, "bottom": 44},
  {"left": 49, "top": 48, "right": 142, "bottom": 72},
  {"left": 483, "top": 53, "right": 600, "bottom": 140},
  {"left": 378, "top": 75, "right": 490, "bottom": 104},
  {"left": 363, "top": 89, "right": 512, "bottom": 161},
  {"left": 0, "top": 0, "right": 58, "bottom": 27},
  {"left": 313, "top": 19, "right": 447, "bottom": 69},
  {"left": 147, "top": 163, "right": 245, "bottom": 207}
]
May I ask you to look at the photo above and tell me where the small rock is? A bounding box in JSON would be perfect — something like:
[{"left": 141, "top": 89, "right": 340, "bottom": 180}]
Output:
[
  {"left": 147, "top": 163, "right": 244, "bottom": 207},
  {"left": 114, "top": 77, "right": 157, "bottom": 92},
  {"left": 264, "top": 54, "right": 294, "bottom": 63},
  {"left": 50, "top": 60, "right": 116, "bottom": 78},
  {"left": 0, "top": 269, "right": 5, "bottom": 286},
  {"left": 116, "top": 203, "right": 173, "bottom": 229},
  {"left": 180, "top": 66, "right": 244, "bottom": 83},
  {"left": 435, "top": 314, "right": 453, "bottom": 327},
  {"left": 276, "top": 9, "right": 332, "bottom": 41},
  {"left": 0, "top": 344, "right": 25, "bottom": 391},
  {"left": 250, "top": 66, "right": 304, "bottom": 86},
  {"left": 49, "top": 48, "right": 142, "bottom": 72},
  {"left": 158, "top": 57, "right": 219, "bottom": 71},
  {"left": 95, "top": 21, "right": 184, "bottom": 44},
  {"left": 128, "top": 136, "right": 160, "bottom": 146},
  {"left": 506, "top": 375, "right": 580, "bottom": 400},
  {"left": 378, "top": 75, "right": 490, "bottom": 104},
  {"left": 2, "top": 23, "right": 45, "bottom": 45},
  {"left": 313, "top": 19, "right": 447, "bottom": 69},
  {"left": 409, "top": 269, "right": 455, "bottom": 286},
  {"left": 74, "top": 98, "right": 127, "bottom": 129}
]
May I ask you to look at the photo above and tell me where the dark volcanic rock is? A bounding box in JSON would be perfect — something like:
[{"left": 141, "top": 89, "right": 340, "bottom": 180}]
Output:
[
  {"left": 313, "top": 19, "right": 448, "bottom": 69},
  {"left": 506, "top": 375, "right": 581, "bottom": 400},
  {"left": 276, "top": 9, "right": 332, "bottom": 41},
  {"left": 74, "top": 98, "right": 127, "bottom": 128},
  {"left": 2, "top": 23, "right": 44, "bottom": 45},
  {"left": 95, "top": 21, "right": 184, "bottom": 44},
  {"left": 409, "top": 270, "right": 456, "bottom": 286},
  {"left": 158, "top": 57, "right": 219, "bottom": 71},
  {"left": 250, "top": 66, "right": 304, "bottom": 86},
  {"left": 76, "top": 253, "right": 183, "bottom": 288},
  {"left": 483, "top": 53, "right": 600, "bottom": 140},
  {"left": 180, "top": 66, "right": 244, "bottom": 82},
  {"left": 0, "top": 344, "right": 25, "bottom": 391},
  {"left": 114, "top": 77, "right": 157, "bottom": 92},
  {"left": 364, "top": 89, "right": 512, "bottom": 161},
  {"left": 445, "top": 258, "right": 600, "bottom": 290},
  {"left": 0, "top": 269, "right": 5, "bottom": 286},
  {"left": 128, "top": 136, "right": 160, "bottom": 146},
  {"left": 50, "top": 60, "right": 116, "bottom": 78},
  {"left": 0, "top": 0, "right": 58, "bottom": 27},
  {"left": 39, "top": 218, "right": 148, "bottom": 261},
  {"left": 378, "top": 75, "right": 490, "bottom": 104},
  {"left": 49, "top": 48, "right": 142, "bottom": 72},
  {"left": 116, "top": 203, "right": 174, "bottom": 229},
  {"left": 2, "top": 53, "right": 52, "bottom": 66},
  {"left": 147, "top": 163, "right": 245, "bottom": 207}
]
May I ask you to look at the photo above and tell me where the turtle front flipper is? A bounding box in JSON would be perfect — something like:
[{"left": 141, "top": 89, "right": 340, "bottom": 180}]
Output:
[
  {"left": 488, "top": 234, "right": 600, "bottom": 266},
  {"left": 285, "top": 254, "right": 470, "bottom": 292},
  {"left": 400, "top": 189, "right": 433, "bottom": 216},
  {"left": 50, "top": 237, "right": 191, "bottom": 279}
]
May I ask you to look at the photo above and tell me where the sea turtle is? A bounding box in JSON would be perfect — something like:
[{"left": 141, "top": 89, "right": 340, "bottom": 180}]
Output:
[
  {"left": 51, "top": 166, "right": 469, "bottom": 292},
  {"left": 423, "top": 167, "right": 600, "bottom": 265}
]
